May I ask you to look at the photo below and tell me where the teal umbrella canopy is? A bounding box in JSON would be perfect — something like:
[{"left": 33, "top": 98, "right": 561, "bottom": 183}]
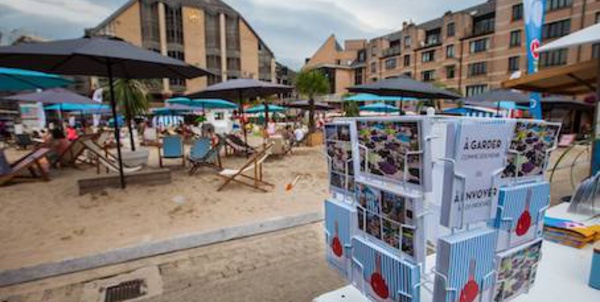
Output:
[
  {"left": 245, "top": 104, "right": 286, "bottom": 114},
  {"left": 0, "top": 67, "right": 72, "bottom": 91},
  {"left": 151, "top": 105, "right": 195, "bottom": 116},
  {"left": 45, "top": 103, "right": 109, "bottom": 112},
  {"left": 345, "top": 93, "right": 420, "bottom": 102},
  {"left": 166, "top": 97, "right": 238, "bottom": 109},
  {"left": 359, "top": 103, "right": 400, "bottom": 113}
]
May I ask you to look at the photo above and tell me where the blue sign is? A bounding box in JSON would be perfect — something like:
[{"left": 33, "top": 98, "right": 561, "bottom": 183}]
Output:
[{"left": 523, "top": 0, "right": 546, "bottom": 120}]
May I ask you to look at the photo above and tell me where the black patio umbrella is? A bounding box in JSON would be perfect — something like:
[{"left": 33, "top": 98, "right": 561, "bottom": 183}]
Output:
[
  {"left": 348, "top": 76, "right": 461, "bottom": 114},
  {"left": 186, "top": 79, "right": 293, "bottom": 143},
  {"left": 2, "top": 88, "right": 97, "bottom": 104},
  {"left": 286, "top": 100, "right": 334, "bottom": 111},
  {"left": 0, "top": 36, "right": 210, "bottom": 188}
]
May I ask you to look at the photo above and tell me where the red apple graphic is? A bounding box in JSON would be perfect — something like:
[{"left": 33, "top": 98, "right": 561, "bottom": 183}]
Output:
[
  {"left": 516, "top": 188, "right": 533, "bottom": 237},
  {"left": 460, "top": 259, "right": 479, "bottom": 302},
  {"left": 331, "top": 221, "right": 343, "bottom": 257},
  {"left": 370, "top": 253, "right": 390, "bottom": 299}
]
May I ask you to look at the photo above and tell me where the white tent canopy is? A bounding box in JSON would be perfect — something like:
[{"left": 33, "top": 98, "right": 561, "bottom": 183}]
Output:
[{"left": 538, "top": 22, "right": 600, "bottom": 52}]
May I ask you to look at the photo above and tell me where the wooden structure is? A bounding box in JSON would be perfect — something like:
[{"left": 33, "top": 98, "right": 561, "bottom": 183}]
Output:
[{"left": 0, "top": 148, "right": 50, "bottom": 186}]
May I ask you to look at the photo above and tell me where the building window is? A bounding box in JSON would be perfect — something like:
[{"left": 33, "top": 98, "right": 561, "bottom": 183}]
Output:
[
  {"left": 422, "top": 50, "right": 435, "bottom": 63},
  {"left": 403, "top": 72, "right": 412, "bottom": 78},
  {"left": 165, "top": 4, "right": 183, "bottom": 44},
  {"left": 370, "top": 62, "right": 377, "bottom": 73},
  {"left": 141, "top": 2, "right": 160, "bottom": 44},
  {"left": 470, "top": 38, "right": 489, "bottom": 53},
  {"left": 355, "top": 68, "right": 364, "bottom": 85},
  {"left": 546, "top": 0, "right": 572, "bottom": 12},
  {"left": 468, "top": 62, "right": 487, "bottom": 77},
  {"left": 593, "top": 44, "right": 600, "bottom": 58},
  {"left": 447, "top": 22, "right": 455, "bottom": 37},
  {"left": 446, "top": 65, "right": 456, "bottom": 79},
  {"left": 205, "top": 12, "right": 221, "bottom": 49},
  {"left": 466, "top": 85, "right": 487, "bottom": 97},
  {"left": 226, "top": 57, "right": 241, "bottom": 71},
  {"left": 421, "top": 70, "right": 435, "bottom": 82},
  {"left": 508, "top": 56, "right": 520, "bottom": 72},
  {"left": 446, "top": 45, "right": 455, "bottom": 58},
  {"left": 390, "top": 40, "right": 401, "bottom": 48},
  {"left": 206, "top": 55, "right": 222, "bottom": 71},
  {"left": 596, "top": 12, "right": 600, "bottom": 24},
  {"left": 403, "top": 55, "right": 411, "bottom": 67},
  {"left": 512, "top": 4, "right": 523, "bottom": 21},
  {"left": 543, "top": 19, "right": 571, "bottom": 40},
  {"left": 425, "top": 28, "right": 441, "bottom": 45},
  {"left": 509, "top": 30, "right": 522, "bottom": 47},
  {"left": 225, "top": 16, "right": 240, "bottom": 52},
  {"left": 385, "top": 58, "right": 397, "bottom": 70},
  {"left": 473, "top": 14, "right": 495, "bottom": 35},
  {"left": 358, "top": 49, "right": 367, "bottom": 62},
  {"left": 540, "top": 49, "right": 568, "bottom": 68},
  {"left": 404, "top": 36, "right": 411, "bottom": 49},
  {"left": 371, "top": 45, "right": 378, "bottom": 57},
  {"left": 167, "top": 51, "right": 186, "bottom": 87}
]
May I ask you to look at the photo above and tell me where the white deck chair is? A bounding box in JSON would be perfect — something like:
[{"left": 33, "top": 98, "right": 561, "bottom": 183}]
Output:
[
  {"left": 217, "top": 143, "right": 274, "bottom": 192},
  {"left": 82, "top": 140, "right": 142, "bottom": 174}
]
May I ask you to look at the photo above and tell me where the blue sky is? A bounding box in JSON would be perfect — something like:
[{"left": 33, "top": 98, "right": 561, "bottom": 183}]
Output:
[{"left": 0, "top": 0, "right": 483, "bottom": 70}]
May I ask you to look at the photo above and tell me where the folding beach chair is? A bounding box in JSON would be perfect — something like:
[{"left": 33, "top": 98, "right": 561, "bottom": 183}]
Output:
[
  {"left": 158, "top": 135, "right": 185, "bottom": 168},
  {"left": 0, "top": 147, "right": 51, "bottom": 186},
  {"left": 217, "top": 143, "right": 274, "bottom": 192},
  {"left": 53, "top": 134, "right": 97, "bottom": 167},
  {"left": 82, "top": 140, "right": 142, "bottom": 174},
  {"left": 225, "top": 134, "right": 256, "bottom": 156},
  {"left": 141, "top": 127, "right": 160, "bottom": 146},
  {"left": 283, "top": 131, "right": 311, "bottom": 155},
  {"left": 14, "top": 134, "right": 33, "bottom": 150},
  {"left": 188, "top": 137, "right": 225, "bottom": 175}
]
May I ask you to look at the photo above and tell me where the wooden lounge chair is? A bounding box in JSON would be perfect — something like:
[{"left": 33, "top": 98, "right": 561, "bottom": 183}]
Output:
[
  {"left": 53, "top": 134, "right": 97, "bottom": 167},
  {"left": 0, "top": 147, "right": 51, "bottom": 186},
  {"left": 283, "top": 131, "right": 311, "bottom": 155},
  {"left": 217, "top": 143, "right": 274, "bottom": 192},
  {"left": 82, "top": 140, "right": 142, "bottom": 174},
  {"left": 14, "top": 134, "right": 33, "bottom": 150},
  {"left": 158, "top": 135, "right": 185, "bottom": 167},
  {"left": 188, "top": 137, "right": 225, "bottom": 175},
  {"left": 224, "top": 134, "right": 256, "bottom": 156}
]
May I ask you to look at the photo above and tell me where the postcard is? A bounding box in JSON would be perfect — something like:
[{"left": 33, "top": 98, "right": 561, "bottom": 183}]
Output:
[{"left": 493, "top": 239, "right": 543, "bottom": 302}]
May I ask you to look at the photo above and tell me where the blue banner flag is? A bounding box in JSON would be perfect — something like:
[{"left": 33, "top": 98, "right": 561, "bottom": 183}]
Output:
[{"left": 523, "top": 0, "right": 546, "bottom": 120}]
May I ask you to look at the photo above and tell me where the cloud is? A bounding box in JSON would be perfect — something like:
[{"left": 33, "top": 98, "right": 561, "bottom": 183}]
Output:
[
  {"left": 0, "top": 0, "right": 112, "bottom": 25},
  {"left": 0, "top": 0, "right": 486, "bottom": 69}
]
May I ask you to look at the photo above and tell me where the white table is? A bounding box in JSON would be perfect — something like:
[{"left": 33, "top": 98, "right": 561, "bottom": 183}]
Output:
[{"left": 314, "top": 204, "right": 600, "bottom": 302}]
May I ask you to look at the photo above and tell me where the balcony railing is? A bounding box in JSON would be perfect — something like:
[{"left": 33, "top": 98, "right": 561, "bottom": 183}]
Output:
[{"left": 382, "top": 46, "right": 402, "bottom": 58}]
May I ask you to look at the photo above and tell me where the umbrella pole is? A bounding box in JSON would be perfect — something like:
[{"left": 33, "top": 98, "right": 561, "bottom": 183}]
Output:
[
  {"left": 107, "top": 62, "right": 126, "bottom": 189},
  {"left": 239, "top": 90, "right": 248, "bottom": 145}
]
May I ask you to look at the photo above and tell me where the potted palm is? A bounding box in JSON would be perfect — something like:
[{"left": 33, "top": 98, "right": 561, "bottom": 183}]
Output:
[{"left": 295, "top": 69, "right": 329, "bottom": 146}]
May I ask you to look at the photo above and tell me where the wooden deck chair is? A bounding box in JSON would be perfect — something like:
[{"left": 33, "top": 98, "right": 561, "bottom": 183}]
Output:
[
  {"left": 188, "top": 137, "right": 225, "bottom": 175},
  {"left": 158, "top": 135, "right": 185, "bottom": 168},
  {"left": 217, "top": 143, "right": 274, "bottom": 192},
  {"left": 53, "top": 134, "right": 97, "bottom": 167},
  {"left": 225, "top": 134, "right": 256, "bottom": 156},
  {"left": 141, "top": 127, "right": 160, "bottom": 146},
  {"left": 82, "top": 140, "right": 142, "bottom": 174},
  {"left": 283, "top": 131, "right": 311, "bottom": 155},
  {"left": 0, "top": 147, "right": 51, "bottom": 186}
]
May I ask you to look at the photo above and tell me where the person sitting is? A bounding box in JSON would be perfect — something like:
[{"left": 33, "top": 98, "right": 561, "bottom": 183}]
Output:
[
  {"left": 66, "top": 125, "right": 79, "bottom": 141},
  {"left": 266, "top": 119, "right": 277, "bottom": 137},
  {"left": 293, "top": 126, "right": 305, "bottom": 143}
]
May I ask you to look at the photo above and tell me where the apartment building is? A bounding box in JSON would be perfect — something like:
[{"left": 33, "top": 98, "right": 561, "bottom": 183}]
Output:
[
  {"left": 87, "top": 0, "right": 277, "bottom": 99},
  {"left": 304, "top": 0, "right": 600, "bottom": 98}
]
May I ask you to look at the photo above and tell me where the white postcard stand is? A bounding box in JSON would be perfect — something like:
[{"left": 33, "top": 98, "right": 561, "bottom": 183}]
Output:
[
  {"left": 439, "top": 119, "right": 515, "bottom": 229},
  {"left": 325, "top": 121, "right": 359, "bottom": 202},
  {"left": 352, "top": 117, "right": 434, "bottom": 197},
  {"left": 354, "top": 179, "right": 427, "bottom": 265}
]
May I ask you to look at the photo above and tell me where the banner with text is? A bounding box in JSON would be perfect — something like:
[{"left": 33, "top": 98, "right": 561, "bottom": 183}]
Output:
[{"left": 523, "top": 0, "right": 546, "bottom": 119}]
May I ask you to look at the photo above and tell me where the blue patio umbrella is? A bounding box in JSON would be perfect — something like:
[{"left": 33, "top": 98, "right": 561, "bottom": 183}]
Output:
[
  {"left": 166, "top": 97, "right": 238, "bottom": 109},
  {"left": 0, "top": 67, "right": 72, "bottom": 91},
  {"left": 359, "top": 103, "right": 400, "bottom": 113},
  {"left": 345, "top": 93, "right": 404, "bottom": 102},
  {"left": 45, "top": 103, "right": 109, "bottom": 112},
  {"left": 245, "top": 104, "right": 286, "bottom": 114},
  {"left": 151, "top": 105, "right": 194, "bottom": 116}
]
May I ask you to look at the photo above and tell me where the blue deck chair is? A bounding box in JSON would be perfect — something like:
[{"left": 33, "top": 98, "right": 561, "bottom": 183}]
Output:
[
  {"left": 159, "top": 135, "right": 185, "bottom": 167},
  {"left": 188, "top": 137, "right": 225, "bottom": 175}
]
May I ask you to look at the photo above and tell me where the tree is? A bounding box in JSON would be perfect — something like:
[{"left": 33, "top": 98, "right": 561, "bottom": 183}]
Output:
[
  {"left": 295, "top": 70, "right": 329, "bottom": 132},
  {"left": 104, "top": 79, "right": 149, "bottom": 151}
]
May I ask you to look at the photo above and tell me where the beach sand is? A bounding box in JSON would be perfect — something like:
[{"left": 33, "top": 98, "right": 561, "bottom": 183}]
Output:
[{"left": 0, "top": 139, "right": 329, "bottom": 272}]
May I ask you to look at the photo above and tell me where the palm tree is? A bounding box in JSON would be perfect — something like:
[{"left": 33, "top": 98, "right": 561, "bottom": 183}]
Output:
[
  {"left": 105, "top": 79, "right": 149, "bottom": 151},
  {"left": 295, "top": 70, "right": 329, "bottom": 132}
]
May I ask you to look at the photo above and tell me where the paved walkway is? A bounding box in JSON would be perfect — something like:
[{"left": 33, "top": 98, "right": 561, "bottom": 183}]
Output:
[{"left": 0, "top": 223, "right": 346, "bottom": 302}]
